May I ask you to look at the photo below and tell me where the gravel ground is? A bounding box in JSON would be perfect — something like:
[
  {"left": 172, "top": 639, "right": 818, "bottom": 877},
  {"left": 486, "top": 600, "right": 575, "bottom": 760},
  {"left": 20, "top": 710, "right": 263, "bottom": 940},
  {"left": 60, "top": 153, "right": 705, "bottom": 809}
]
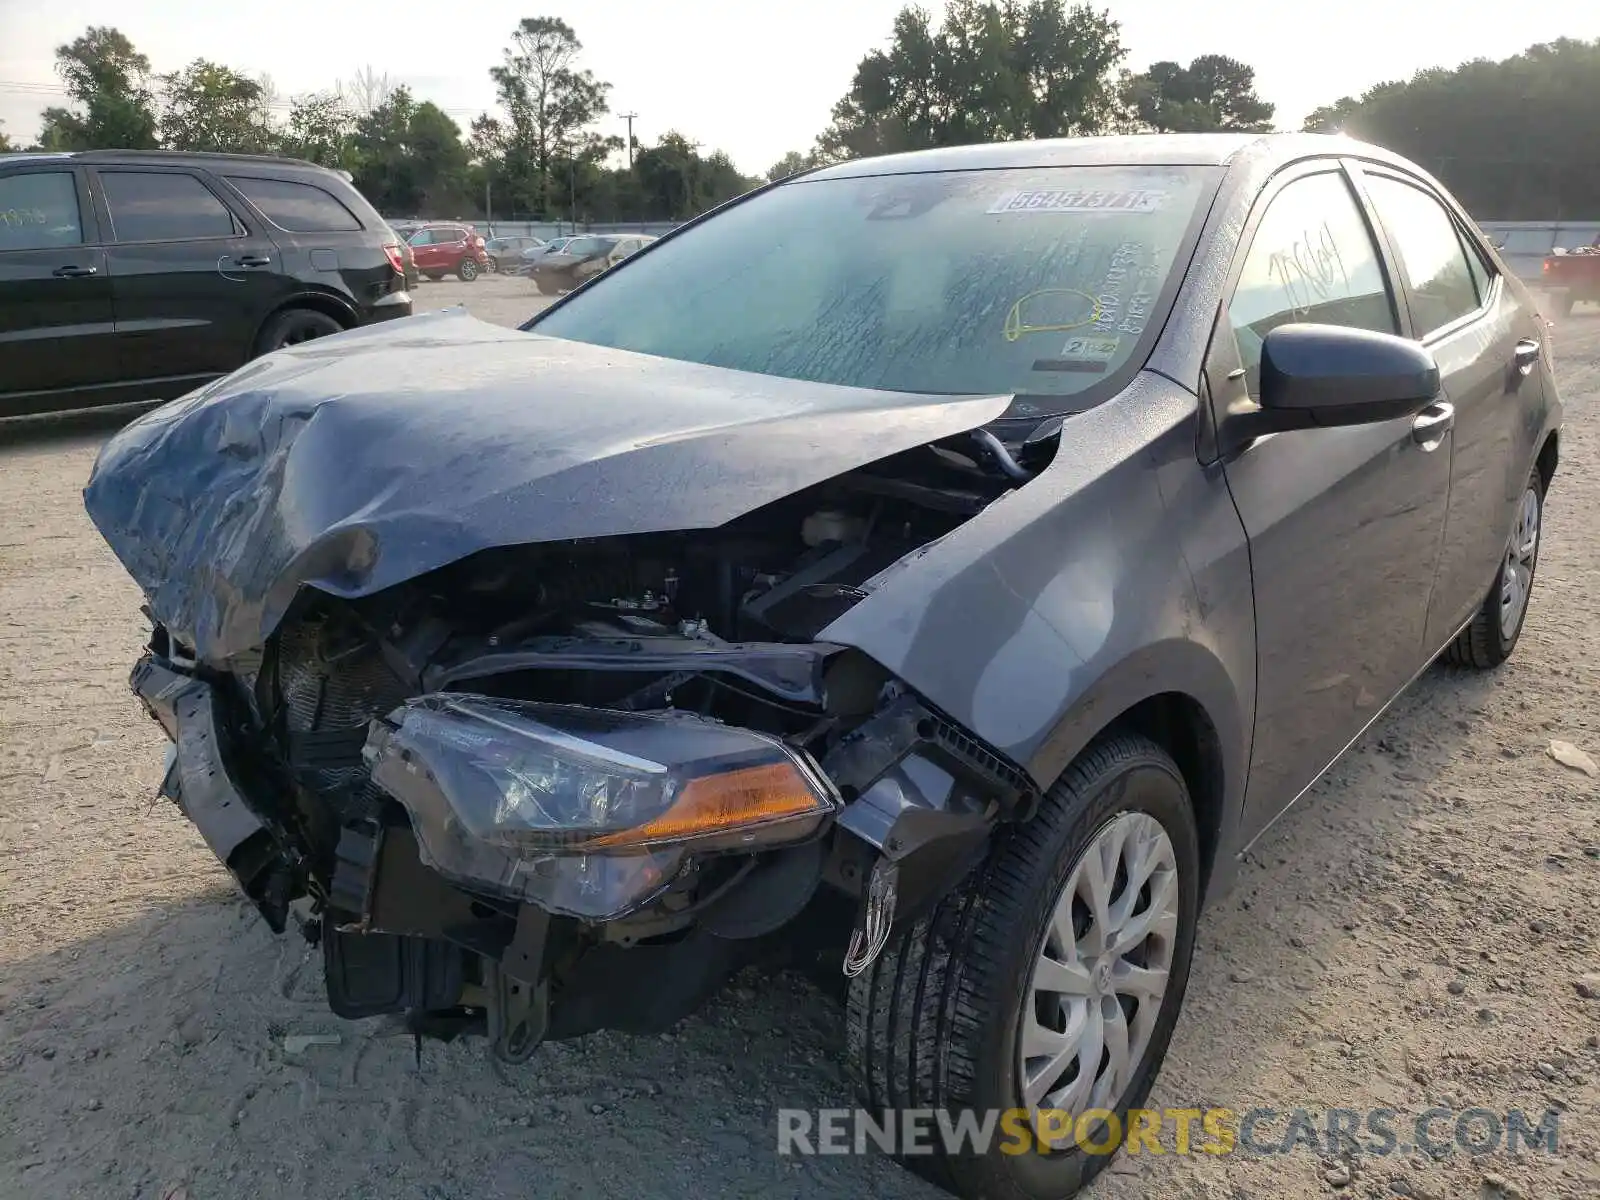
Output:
[{"left": 2, "top": 281, "right": 1598, "bottom": 1200}]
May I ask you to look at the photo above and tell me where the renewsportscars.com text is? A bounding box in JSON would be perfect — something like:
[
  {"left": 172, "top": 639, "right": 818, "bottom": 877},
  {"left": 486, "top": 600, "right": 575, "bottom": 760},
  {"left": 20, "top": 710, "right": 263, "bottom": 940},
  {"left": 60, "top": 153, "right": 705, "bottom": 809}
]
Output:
[{"left": 776, "top": 1106, "right": 1561, "bottom": 1158}]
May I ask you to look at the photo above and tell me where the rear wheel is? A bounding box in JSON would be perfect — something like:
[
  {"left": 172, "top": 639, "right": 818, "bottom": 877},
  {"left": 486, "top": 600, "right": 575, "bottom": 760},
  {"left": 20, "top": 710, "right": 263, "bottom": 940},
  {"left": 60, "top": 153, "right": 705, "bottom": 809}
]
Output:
[
  {"left": 536, "top": 278, "right": 559, "bottom": 296},
  {"left": 1445, "top": 466, "right": 1544, "bottom": 669},
  {"left": 423, "top": 271, "right": 444, "bottom": 282},
  {"left": 457, "top": 258, "right": 480, "bottom": 282},
  {"left": 253, "top": 307, "right": 344, "bottom": 358},
  {"left": 847, "top": 733, "right": 1201, "bottom": 1200},
  {"left": 484, "top": 256, "right": 499, "bottom": 274}
]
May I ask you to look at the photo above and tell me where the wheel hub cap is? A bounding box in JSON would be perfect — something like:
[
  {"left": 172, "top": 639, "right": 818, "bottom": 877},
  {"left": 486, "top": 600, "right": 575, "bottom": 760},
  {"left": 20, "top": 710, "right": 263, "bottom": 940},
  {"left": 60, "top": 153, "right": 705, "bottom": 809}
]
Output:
[
  {"left": 1500, "top": 485, "right": 1540, "bottom": 640},
  {"left": 1018, "top": 810, "right": 1179, "bottom": 1146}
]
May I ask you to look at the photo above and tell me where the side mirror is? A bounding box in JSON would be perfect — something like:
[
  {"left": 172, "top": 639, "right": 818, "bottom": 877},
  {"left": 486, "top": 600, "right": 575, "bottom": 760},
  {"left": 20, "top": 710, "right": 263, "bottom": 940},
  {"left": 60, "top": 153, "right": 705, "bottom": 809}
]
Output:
[{"left": 1220, "top": 323, "right": 1440, "bottom": 454}]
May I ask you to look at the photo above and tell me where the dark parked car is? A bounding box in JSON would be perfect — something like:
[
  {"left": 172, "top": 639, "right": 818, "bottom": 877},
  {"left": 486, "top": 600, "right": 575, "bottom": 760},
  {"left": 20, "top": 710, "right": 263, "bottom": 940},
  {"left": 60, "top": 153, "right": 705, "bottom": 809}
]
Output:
[
  {"left": 0, "top": 149, "right": 412, "bottom": 419},
  {"left": 526, "top": 232, "right": 654, "bottom": 293},
  {"left": 86, "top": 134, "right": 1559, "bottom": 1200},
  {"left": 407, "top": 222, "right": 489, "bottom": 281},
  {"left": 484, "top": 235, "right": 544, "bottom": 272}
]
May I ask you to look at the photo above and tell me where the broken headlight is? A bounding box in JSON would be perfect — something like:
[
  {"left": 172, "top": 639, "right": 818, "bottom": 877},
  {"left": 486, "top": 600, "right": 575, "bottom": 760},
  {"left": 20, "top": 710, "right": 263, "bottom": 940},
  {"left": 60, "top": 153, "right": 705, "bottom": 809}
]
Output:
[{"left": 363, "top": 695, "right": 839, "bottom": 919}]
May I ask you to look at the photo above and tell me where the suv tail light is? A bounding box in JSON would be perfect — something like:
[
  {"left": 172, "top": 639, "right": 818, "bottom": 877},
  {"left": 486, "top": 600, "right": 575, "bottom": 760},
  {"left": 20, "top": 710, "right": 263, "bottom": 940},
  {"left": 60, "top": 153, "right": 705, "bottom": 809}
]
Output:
[
  {"left": 383, "top": 243, "right": 405, "bottom": 275},
  {"left": 473, "top": 235, "right": 485, "bottom": 248}
]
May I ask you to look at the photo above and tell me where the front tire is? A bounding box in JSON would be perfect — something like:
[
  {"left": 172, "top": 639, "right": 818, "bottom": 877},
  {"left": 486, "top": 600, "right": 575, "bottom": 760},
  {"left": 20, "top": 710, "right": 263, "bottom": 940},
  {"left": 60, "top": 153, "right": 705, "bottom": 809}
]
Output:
[
  {"left": 1445, "top": 466, "right": 1545, "bottom": 669},
  {"left": 847, "top": 733, "right": 1201, "bottom": 1200}
]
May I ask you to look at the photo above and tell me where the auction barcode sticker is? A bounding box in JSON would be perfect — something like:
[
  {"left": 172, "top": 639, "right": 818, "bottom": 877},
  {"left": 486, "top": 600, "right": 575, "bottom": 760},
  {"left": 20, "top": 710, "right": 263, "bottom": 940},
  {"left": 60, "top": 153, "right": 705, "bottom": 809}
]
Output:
[{"left": 988, "top": 189, "right": 1168, "bottom": 215}]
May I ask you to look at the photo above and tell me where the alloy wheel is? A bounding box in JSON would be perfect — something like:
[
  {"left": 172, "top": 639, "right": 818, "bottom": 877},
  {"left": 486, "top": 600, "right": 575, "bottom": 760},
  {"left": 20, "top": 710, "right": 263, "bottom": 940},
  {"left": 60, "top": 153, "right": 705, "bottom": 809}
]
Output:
[
  {"left": 1500, "top": 485, "right": 1541, "bottom": 639},
  {"left": 1019, "top": 810, "right": 1179, "bottom": 1144}
]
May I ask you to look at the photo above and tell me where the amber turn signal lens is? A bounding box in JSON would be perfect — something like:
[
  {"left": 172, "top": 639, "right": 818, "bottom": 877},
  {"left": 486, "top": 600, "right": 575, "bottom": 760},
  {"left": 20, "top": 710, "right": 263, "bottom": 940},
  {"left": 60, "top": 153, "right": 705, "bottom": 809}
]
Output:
[{"left": 587, "top": 761, "right": 825, "bottom": 849}]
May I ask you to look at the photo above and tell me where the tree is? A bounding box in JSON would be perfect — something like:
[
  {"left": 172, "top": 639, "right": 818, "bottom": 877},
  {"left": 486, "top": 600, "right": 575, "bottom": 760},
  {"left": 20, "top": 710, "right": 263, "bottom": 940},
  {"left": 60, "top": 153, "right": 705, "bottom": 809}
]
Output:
[
  {"left": 159, "top": 60, "right": 276, "bottom": 153},
  {"left": 766, "top": 150, "right": 819, "bottom": 181},
  {"left": 282, "top": 91, "right": 355, "bottom": 166},
  {"left": 819, "top": 1, "right": 1128, "bottom": 161},
  {"left": 37, "top": 26, "right": 159, "bottom": 150},
  {"left": 634, "top": 132, "right": 756, "bottom": 219},
  {"left": 1122, "top": 54, "right": 1274, "bottom": 132},
  {"left": 489, "top": 17, "right": 612, "bottom": 216},
  {"left": 1300, "top": 38, "right": 1600, "bottom": 218},
  {"left": 0, "top": 121, "right": 13, "bottom": 153},
  {"left": 340, "top": 66, "right": 394, "bottom": 116},
  {"left": 349, "top": 86, "right": 472, "bottom": 215}
]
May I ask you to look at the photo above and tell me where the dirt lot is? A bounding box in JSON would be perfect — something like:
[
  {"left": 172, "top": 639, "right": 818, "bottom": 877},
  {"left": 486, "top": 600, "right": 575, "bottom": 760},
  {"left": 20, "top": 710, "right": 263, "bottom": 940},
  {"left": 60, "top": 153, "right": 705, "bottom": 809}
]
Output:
[{"left": 2, "top": 280, "right": 1598, "bottom": 1200}]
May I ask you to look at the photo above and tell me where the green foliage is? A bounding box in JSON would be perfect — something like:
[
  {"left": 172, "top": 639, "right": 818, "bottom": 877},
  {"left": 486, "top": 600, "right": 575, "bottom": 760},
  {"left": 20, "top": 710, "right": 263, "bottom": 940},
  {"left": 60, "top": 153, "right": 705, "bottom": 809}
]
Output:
[
  {"left": 632, "top": 133, "right": 757, "bottom": 220},
  {"left": 38, "top": 26, "right": 159, "bottom": 151},
  {"left": 281, "top": 92, "right": 356, "bottom": 166},
  {"left": 347, "top": 87, "right": 470, "bottom": 215},
  {"left": 159, "top": 60, "right": 276, "bottom": 154},
  {"left": 1122, "top": 55, "right": 1274, "bottom": 132},
  {"left": 818, "top": 1, "right": 1128, "bottom": 160},
  {"left": 488, "top": 17, "right": 613, "bottom": 216},
  {"left": 1302, "top": 38, "right": 1600, "bottom": 217},
  {"left": 0, "top": 121, "right": 12, "bottom": 153},
  {"left": 766, "top": 150, "right": 820, "bottom": 182}
]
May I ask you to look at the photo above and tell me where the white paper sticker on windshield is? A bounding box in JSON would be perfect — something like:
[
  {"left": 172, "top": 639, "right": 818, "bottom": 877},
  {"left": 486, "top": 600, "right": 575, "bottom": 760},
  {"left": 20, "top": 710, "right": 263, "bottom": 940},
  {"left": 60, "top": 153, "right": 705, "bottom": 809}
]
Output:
[{"left": 988, "top": 189, "right": 1167, "bottom": 215}]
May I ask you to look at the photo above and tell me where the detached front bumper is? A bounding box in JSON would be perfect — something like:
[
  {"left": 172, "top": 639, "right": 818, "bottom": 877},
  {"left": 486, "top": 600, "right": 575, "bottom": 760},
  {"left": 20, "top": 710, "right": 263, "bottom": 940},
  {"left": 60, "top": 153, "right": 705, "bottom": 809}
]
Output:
[{"left": 132, "top": 656, "right": 298, "bottom": 931}]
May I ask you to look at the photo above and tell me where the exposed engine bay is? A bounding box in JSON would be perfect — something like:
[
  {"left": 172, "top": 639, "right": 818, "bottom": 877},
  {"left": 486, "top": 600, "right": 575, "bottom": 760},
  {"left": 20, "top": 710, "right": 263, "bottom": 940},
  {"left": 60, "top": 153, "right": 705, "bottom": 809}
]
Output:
[{"left": 130, "top": 427, "right": 1059, "bottom": 1059}]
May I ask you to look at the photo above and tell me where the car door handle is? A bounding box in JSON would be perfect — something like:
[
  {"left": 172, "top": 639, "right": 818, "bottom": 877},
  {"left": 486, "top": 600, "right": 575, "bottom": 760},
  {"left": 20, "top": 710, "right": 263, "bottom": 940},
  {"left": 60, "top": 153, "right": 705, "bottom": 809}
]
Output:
[
  {"left": 236, "top": 255, "right": 272, "bottom": 268},
  {"left": 1514, "top": 338, "right": 1541, "bottom": 376},
  {"left": 1411, "top": 401, "right": 1454, "bottom": 451},
  {"left": 52, "top": 264, "right": 98, "bottom": 278}
]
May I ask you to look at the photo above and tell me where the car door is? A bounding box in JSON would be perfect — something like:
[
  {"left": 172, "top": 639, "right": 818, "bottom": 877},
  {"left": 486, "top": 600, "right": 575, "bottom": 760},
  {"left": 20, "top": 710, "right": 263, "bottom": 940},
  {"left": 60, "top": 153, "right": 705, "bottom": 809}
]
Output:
[
  {"left": 93, "top": 167, "right": 288, "bottom": 383},
  {"left": 1356, "top": 167, "right": 1545, "bottom": 649},
  {"left": 408, "top": 229, "right": 441, "bottom": 273},
  {"left": 0, "top": 163, "right": 120, "bottom": 416},
  {"left": 1207, "top": 161, "right": 1452, "bottom": 837}
]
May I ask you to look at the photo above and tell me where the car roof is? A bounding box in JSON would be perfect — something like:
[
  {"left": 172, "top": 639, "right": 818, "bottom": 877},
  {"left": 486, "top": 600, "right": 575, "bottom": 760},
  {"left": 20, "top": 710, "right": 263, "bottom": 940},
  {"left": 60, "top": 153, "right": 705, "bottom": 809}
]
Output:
[
  {"left": 22, "top": 148, "right": 343, "bottom": 173},
  {"left": 803, "top": 132, "right": 1394, "bottom": 180}
]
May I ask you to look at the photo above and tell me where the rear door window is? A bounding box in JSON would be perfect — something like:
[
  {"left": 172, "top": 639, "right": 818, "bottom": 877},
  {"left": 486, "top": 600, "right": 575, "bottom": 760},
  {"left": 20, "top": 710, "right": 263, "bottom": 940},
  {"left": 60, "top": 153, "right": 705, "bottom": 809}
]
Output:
[
  {"left": 99, "top": 171, "right": 238, "bottom": 242},
  {"left": 0, "top": 171, "right": 84, "bottom": 251},
  {"left": 225, "top": 176, "right": 362, "bottom": 232},
  {"left": 1363, "top": 175, "right": 1482, "bottom": 336}
]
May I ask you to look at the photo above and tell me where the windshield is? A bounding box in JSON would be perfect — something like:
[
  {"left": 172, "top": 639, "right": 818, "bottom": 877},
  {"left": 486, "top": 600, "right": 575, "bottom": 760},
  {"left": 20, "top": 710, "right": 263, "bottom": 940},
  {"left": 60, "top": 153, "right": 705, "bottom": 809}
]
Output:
[{"left": 530, "top": 165, "right": 1214, "bottom": 399}]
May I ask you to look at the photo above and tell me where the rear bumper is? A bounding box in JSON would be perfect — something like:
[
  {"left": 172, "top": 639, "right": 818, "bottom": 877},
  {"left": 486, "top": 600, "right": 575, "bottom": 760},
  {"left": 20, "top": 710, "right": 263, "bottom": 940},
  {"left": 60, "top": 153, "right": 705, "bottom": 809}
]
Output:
[
  {"left": 365, "top": 291, "right": 413, "bottom": 322},
  {"left": 132, "top": 656, "right": 297, "bottom": 930}
]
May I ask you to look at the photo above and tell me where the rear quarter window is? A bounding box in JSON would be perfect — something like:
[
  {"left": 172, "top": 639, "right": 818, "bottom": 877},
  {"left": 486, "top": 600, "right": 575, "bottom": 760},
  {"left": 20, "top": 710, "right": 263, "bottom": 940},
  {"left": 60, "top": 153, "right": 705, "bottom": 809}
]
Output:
[
  {"left": 0, "top": 171, "right": 83, "bottom": 251},
  {"left": 226, "top": 176, "right": 363, "bottom": 233}
]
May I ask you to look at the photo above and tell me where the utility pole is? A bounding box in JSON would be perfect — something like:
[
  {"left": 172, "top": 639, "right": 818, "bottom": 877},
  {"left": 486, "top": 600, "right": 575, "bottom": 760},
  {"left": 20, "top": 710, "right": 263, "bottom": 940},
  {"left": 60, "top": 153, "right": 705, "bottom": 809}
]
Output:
[{"left": 621, "top": 112, "right": 639, "bottom": 168}]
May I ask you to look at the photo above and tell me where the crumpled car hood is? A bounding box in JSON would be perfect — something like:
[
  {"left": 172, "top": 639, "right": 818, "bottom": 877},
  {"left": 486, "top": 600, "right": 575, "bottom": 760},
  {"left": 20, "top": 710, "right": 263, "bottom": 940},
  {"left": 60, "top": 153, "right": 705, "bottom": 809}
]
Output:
[{"left": 84, "top": 307, "right": 1010, "bottom": 665}]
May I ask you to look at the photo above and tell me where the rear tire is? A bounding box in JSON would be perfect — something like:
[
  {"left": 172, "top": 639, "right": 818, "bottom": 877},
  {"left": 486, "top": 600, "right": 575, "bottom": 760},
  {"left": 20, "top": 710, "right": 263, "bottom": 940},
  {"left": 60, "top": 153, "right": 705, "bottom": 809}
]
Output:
[
  {"left": 423, "top": 272, "right": 443, "bottom": 282},
  {"left": 1444, "top": 465, "right": 1544, "bottom": 669},
  {"left": 457, "top": 258, "right": 479, "bottom": 282},
  {"left": 253, "top": 307, "right": 344, "bottom": 358},
  {"left": 847, "top": 733, "right": 1201, "bottom": 1200},
  {"left": 536, "top": 278, "right": 558, "bottom": 296}
]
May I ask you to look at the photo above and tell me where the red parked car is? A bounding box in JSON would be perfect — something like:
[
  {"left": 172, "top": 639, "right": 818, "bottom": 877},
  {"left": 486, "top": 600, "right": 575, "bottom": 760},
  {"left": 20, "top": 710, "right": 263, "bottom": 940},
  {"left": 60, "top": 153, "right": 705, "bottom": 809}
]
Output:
[
  {"left": 1541, "top": 234, "right": 1600, "bottom": 316},
  {"left": 406, "top": 222, "right": 491, "bottom": 282}
]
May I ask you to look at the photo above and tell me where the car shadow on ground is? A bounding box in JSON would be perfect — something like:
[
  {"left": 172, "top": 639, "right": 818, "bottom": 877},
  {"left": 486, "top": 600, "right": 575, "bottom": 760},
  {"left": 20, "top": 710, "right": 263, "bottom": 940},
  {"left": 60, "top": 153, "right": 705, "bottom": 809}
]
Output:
[{"left": 0, "top": 654, "right": 1539, "bottom": 1200}]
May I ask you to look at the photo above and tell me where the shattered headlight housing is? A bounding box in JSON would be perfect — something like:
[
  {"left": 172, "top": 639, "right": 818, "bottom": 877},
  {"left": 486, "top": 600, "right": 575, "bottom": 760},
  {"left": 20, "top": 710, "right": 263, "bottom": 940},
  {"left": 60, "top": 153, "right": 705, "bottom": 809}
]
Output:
[{"left": 363, "top": 695, "right": 840, "bottom": 919}]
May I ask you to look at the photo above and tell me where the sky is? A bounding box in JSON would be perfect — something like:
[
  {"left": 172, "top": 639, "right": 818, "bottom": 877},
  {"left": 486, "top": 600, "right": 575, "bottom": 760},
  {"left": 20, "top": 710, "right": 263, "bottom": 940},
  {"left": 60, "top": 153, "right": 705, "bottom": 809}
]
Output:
[{"left": 2, "top": 0, "right": 1597, "bottom": 175}]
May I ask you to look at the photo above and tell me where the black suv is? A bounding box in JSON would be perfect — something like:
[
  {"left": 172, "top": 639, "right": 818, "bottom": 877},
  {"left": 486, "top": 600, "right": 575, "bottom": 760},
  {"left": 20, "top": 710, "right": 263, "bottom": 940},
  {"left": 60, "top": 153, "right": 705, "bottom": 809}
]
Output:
[{"left": 0, "top": 150, "right": 412, "bottom": 419}]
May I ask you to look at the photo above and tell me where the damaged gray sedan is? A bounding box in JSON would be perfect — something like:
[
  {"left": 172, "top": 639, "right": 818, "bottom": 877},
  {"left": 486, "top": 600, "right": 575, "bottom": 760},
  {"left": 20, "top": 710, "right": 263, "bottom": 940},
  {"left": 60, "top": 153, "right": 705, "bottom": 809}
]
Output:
[{"left": 86, "top": 133, "right": 1560, "bottom": 1199}]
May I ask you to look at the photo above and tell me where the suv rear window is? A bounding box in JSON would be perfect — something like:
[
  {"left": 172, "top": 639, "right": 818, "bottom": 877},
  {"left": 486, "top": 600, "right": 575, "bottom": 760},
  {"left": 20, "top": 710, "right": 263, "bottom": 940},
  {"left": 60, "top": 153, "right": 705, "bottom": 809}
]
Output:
[
  {"left": 0, "top": 171, "right": 83, "bottom": 251},
  {"left": 226, "top": 176, "right": 362, "bottom": 232},
  {"left": 100, "top": 171, "right": 237, "bottom": 242}
]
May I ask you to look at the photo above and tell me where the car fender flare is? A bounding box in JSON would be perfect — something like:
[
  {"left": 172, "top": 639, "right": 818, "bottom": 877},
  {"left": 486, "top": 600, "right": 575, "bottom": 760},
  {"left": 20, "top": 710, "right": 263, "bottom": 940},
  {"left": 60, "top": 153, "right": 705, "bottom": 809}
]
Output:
[
  {"left": 257, "top": 289, "right": 360, "bottom": 338},
  {"left": 1025, "top": 637, "right": 1248, "bottom": 892}
]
